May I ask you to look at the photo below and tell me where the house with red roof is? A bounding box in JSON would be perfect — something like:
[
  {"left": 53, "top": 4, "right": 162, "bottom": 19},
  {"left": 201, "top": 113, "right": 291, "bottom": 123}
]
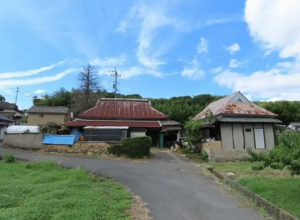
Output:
[
  {"left": 193, "top": 92, "right": 281, "bottom": 161},
  {"left": 64, "top": 98, "right": 182, "bottom": 146}
]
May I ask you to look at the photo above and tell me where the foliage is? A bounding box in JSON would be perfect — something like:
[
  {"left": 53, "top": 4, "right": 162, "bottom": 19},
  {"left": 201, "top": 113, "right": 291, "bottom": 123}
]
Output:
[
  {"left": 122, "top": 136, "right": 152, "bottom": 158},
  {"left": 107, "top": 144, "right": 124, "bottom": 156},
  {"left": 39, "top": 123, "right": 69, "bottom": 134},
  {"left": 0, "top": 161, "right": 132, "bottom": 220},
  {"left": 33, "top": 87, "right": 72, "bottom": 107},
  {"left": 247, "top": 132, "right": 300, "bottom": 175},
  {"left": 3, "top": 153, "right": 16, "bottom": 163},
  {"left": 0, "top": 155, "right": 2, "bottom": 160},
  {"left": 202, "top": 150, "right": 209, "bottom": 162},
  {"left": 185, "top": 119, "right": 203, "bottom": 151},
  {"left": 0, "top": 94, "right": 5, "bottom": 102}
]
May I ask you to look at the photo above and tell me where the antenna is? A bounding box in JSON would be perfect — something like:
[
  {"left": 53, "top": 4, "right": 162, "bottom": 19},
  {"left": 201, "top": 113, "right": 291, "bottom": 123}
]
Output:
[{"left": 110, "top": 67, "right": 121, "bottom": 98}]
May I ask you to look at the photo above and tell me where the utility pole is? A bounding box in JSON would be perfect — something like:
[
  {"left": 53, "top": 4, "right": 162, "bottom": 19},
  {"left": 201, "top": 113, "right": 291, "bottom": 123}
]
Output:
[
  {"left": 15, "top": 87, "right": 19, "bottom": 104},
  {"left": 111, "top": 67, "right": 121, "bottom": 98}
]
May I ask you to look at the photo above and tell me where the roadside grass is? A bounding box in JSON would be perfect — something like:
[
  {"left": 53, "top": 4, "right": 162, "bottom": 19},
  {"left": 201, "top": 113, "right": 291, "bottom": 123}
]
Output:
[
  {"left": 179, "top": 149, "right": 204, "bottom": 163},
  {"left": 0, "top": 160, "right": 132, "bottom": 220},
  {"left": 209, "top": 161, "right": 300, "bottom": 219}
]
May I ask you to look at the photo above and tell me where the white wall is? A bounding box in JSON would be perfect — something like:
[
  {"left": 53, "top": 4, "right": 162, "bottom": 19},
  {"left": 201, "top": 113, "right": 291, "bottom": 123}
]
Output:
[{"left": 220, "top": 124, "right": 233, "bottom": 149}]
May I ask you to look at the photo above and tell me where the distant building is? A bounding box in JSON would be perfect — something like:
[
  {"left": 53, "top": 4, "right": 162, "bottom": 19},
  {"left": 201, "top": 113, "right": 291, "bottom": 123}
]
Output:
[
  {"left": 287, "top": 122, "right": 300, "bottom": 131},
  {"left": 27, "top": 106, "right": 70, "bottom": 125},
  {"left": 64, "top": 98, "right": 182, "bottom": 146},
  {"left": 0, "top": 101, "right": 22, "bottom": 125}
]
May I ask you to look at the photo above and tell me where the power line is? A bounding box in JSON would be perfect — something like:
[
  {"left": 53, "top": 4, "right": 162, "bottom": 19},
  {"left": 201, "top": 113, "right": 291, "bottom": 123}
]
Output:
[
  {"left": 100, "top": 0, "right": 114, "bottom": 55},
  {"left": 81, "top": 0, "right": 103, "bottom": 57},
  {"left": 15, "top": 87, "right": 19, "bottom": 104}
]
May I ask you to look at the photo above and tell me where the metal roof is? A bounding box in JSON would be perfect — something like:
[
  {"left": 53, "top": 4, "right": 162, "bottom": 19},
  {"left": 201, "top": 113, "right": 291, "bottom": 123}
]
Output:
[
  {"left": 193, "top": 92, "right": 277, "bottom": 120},
  {"left": 159, "top": 120, "right": 182, "bottom": 126},
  {"left": 64, "top": 119, "right": 161, "bottom": 128},
  {"left": 0, "top": 114, "right": 14, "bottom": 122},
  {"left": 79, "top": 98, "right": 169, "bottom": 120},
  {"left": 28, "top": 106, "right": 69, "bottom": 114},
  {"left": 216, "top": 116, "right": 282, "bottom": 123}
]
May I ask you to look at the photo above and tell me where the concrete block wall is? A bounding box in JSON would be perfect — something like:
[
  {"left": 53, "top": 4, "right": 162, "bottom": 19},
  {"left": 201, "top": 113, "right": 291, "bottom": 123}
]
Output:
[
  {"left": 208, "top": 149, "right": 270, "bottom": 162},
  {"left": 2, "top": 133, "right": 43, "bottom": 150}
]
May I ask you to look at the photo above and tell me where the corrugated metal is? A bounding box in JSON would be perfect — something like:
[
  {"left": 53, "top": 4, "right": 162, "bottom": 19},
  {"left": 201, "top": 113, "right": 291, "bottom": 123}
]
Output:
[
  {"left": 194, "top": 92, "right": 277, "bottom": 120},
  {"left": 42, "top": 135, "right": 75, "bottom": 145},
  {"left": 217, "top": 116, "right": 282, "bottom": 123},
  {"left": 159, "top": 120, "right": 182, "bottom": 126},
  {"left": 64, "top": 119, "right": 161, "bottom": 128},
  {"left": 79, "top": 98, "right": 168, "bottom": 119}
]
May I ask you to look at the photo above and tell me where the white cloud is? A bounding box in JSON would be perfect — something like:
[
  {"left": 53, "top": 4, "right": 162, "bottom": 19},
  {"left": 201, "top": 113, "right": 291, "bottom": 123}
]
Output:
[
  {"left": 197, "top": 37, "right": 208, "bottom": 54},
  {"left": 181, "top": 58, "right": 204, "bottom": 80},
  {"left": 33, "top": 90, "right": 45, "bottom": 94},
  {"left": 24, "top": 93, "right": 31, "bottom": 96},
  {"left": 90, "top": 56, "right": 126, "bottom": 67},
  {"left": 210, "top": 67, "right": 223, "bottom": 74},
  {"left": 0, "top": 61, "right": 63, "bottom": 79},
  {"left": 229, "top": 59, "right": 243, "bottom": 68},
  {"left": 226, "top": 43, "right": 240, "bottom": 55},
  {"left": 0, "top": 69, "right": 78, "bottom": 89},
  {"left": 245, "top": 0, "right": 300, "bottom": 59}
]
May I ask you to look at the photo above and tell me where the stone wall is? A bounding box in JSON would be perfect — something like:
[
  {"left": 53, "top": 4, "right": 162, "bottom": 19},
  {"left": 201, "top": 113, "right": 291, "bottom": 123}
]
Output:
[
  {"left": 207, "top": 148, "right": 270, "bottom": 162},
  {"left": 2, "top": 133, "right": 43, "bottom": 150},
  {"left": 43, "top": 141, "right": 114, "bottom": 154}
]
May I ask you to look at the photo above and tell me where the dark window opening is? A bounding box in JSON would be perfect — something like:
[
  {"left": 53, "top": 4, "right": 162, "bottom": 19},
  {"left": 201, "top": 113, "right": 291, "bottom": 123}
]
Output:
[
  {"left": 245, "top": 128, "right": 251, "bottom": 132},
  {"left": 237, "top": 99, "right": 243, "bottom": 102}
]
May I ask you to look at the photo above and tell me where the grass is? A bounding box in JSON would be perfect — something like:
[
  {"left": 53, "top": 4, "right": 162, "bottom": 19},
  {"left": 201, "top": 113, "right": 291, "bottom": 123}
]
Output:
[
  {"left": 209, "top": 161, "right": 300, "bottom": 218},
  {"left": 0, "top": 160, "right": 132, "bottom": 220},
  {"left": 179, "top": 149, "right": 204, "bottom": 163}
]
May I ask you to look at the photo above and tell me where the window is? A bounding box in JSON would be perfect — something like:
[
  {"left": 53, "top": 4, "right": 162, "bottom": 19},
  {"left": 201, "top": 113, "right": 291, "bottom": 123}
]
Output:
[
  {"left": 39, "top": 114, "right": 44, "bottom": 118},
  {"left": 237, "top": 99, "right": 243, "bottom": 102},
  {"left": 245, "top": 128, "right": 251, "bottom": 132},
  {"left": 0, "top": 109, "right": 3, "bottom": 111}
]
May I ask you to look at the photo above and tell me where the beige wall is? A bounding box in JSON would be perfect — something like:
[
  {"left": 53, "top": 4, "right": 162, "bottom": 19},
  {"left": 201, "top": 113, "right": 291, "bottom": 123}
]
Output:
[
  {"left": 220, "top": 123, "right": 233, "bottom": 149},
  {"left": 220, "top": 122, "right": 275, "bottom": 150},
  {"left": 28, "top": 113, "right": 69, "bottom": 125}
]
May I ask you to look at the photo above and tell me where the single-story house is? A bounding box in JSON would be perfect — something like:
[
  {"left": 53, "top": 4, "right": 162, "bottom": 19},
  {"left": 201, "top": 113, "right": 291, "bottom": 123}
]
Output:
[
  {"left": 64, "top": 98, "right": 182, "bottom": 146},
  {"left": 0, "top": 101, "right": 23, "bottom": 125},
  {"left": 27, "top": 106, "right": 70, "bottom": 125},
  {"left": 0, "top": 115, "right": 14, "bottom": 140},
  {"left": 193, "top": 92, "right": 281, "bottom": 161}
]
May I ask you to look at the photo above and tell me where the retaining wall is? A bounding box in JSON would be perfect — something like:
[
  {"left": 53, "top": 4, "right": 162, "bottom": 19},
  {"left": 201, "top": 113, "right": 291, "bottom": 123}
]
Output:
[
  {"left": 2, "top": 133, "right": 43, "bottom": 150},
  {"left": 43, "top": 141, "right": 115, "bottom": 154}
]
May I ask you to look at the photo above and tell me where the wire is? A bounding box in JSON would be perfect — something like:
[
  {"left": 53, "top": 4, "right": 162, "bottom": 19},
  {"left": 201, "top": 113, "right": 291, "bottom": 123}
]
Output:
[
  {"left": 81, "top": 0, "right": 104, "bottom": 58},
  {"left": 100, "top": 0, "right": 114, "bottom": 55},
  {"left": 18, "top": 88, "right": 32, "bottom": 93}
]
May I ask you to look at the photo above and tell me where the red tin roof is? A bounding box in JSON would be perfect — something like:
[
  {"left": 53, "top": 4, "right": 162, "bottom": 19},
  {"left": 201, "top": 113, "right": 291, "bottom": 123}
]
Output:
[
  {"left": 194, "top": 92, "right": 277, "bottom": 120},
  {"left": 64, "top": 119, "right": 161, "bottom": 128},
  {"left": 79, "top": 98, "right": 169, "bottom": 120}
]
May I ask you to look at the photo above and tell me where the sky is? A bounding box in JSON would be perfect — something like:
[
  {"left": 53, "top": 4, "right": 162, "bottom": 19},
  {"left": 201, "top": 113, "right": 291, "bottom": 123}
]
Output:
[{"left": 1, "top": 0, "right": 300, "bottom": 109}]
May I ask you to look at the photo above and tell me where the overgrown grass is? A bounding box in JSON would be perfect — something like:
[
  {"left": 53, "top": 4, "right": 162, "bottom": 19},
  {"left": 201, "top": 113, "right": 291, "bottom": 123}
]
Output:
[
  {"left": 238, "top": 177, "right": 300, "bottom": 218},
  {"left": 210, "top": 162, "right": 300, "bottom": 218},
  {"left": 180, "top": 150, "right": 204, "bottom": 163},
  {"left": 0, "top": 161, "right": 132, "bottom": 220}
]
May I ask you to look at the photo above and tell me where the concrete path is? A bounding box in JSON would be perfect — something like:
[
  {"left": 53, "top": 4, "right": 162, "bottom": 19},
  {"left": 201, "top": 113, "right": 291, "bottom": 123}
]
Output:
[{"left": 0, "top": 147, "right": 267, "bottom": 220}]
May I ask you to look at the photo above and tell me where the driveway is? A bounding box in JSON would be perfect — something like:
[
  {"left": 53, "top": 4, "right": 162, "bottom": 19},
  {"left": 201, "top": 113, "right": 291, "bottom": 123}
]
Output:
[{"left": 0, "top": 147, "right": 267, "bottom": 220}]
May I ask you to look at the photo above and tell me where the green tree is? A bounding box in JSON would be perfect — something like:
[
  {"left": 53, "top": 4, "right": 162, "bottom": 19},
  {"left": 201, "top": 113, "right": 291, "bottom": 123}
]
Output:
[{"left": 0, "top": 94, "right": 6, "bottom": 102}]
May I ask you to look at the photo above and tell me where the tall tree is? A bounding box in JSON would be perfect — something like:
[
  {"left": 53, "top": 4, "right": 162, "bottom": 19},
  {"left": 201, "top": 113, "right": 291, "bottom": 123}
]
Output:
[
  {"left": 77, "top": 64, "right": 101, "bottom": 107},
  {"left": 0, "top": 94, "right": 5, "bottom": 102}
]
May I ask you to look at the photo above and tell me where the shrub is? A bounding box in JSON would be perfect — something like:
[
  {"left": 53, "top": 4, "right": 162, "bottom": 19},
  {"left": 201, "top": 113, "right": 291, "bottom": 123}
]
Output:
[
  {"left": 107, "top": 144, "right": 124, "bottom": 157},
  {"left": 122, "top": 136, "right": 152, "bottom": 158},
  {"left": 202, "top": 150, "right": 209, "bottom": 162},
  {"left": 0, "top": 155, "right": 2, "bottom": 160},
  {"left": 4, "top": 153, "right": 16, "bottom": 163}
]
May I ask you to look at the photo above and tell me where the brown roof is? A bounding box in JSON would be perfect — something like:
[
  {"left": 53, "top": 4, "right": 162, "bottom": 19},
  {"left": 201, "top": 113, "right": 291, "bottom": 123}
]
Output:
[
  {"left": 28, "top": 106, "right": 69, "bottom": 114},
  {"left": 194, "top": 92, "right": 277, "bottom": 120},
  {"left": 64, "top": 119, "right": 161, "bottom": 127},
  {"left": 79, "top": 98, "right": 169, "bottom": 120}
]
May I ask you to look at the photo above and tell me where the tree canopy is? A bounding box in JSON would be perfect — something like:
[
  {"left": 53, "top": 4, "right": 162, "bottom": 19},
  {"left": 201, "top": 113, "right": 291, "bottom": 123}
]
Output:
[{"left": 0, "top": 94, "right": 5, "bottom": 102}]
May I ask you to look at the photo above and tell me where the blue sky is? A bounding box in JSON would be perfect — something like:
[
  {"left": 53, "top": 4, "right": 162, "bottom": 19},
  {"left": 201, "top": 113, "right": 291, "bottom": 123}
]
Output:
[{"left": 1, "top": 0, "right": 300, "bottom": 109}]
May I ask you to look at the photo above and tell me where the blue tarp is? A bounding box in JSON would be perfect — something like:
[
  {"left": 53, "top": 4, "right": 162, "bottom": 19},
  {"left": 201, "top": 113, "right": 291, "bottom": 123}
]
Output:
[{"left": 42, "top": 135, "right": 75, "bottom": 145}]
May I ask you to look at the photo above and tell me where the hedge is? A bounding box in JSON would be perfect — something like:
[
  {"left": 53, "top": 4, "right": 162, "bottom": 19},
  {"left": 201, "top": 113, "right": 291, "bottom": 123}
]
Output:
[{"left": 108, "top": 136, "right": 152, "bottom": 158}]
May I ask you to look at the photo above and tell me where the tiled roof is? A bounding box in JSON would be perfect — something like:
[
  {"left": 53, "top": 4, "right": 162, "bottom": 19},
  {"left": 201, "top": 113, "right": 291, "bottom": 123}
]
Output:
[
  {"left": 28, "top": 106, "right": 69, "bottom": 114},
  {"left": 0, "top": 101, "right": 16, "bottom": 110},
  {"left": 289, "top": 122, "right": 300, "bottom": 126},
  {"left": 64, "top": 119, "right": 161, "bottom": 127},
  {"left": 193, "top": 92, "right": 277, "bottom": 120},
  {"left": 79, "top": 98, "right": 169, "bottom": 120},
  {"left": 216, "top": 116, "right": 282, "bottom": 123},
  {"left": 159, "top": 120, "right": 182, "bottom": 126},
  {"left": 0, "top": 114, "right": 14, "bottom": 122}
]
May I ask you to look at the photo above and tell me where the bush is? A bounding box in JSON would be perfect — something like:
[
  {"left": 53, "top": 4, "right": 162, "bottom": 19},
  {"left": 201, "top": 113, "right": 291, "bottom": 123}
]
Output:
[
  {"left": 202, "top": 150, "right": 209, "bottom": 162},
  {"left": 122, "top": 136, "right": 152, "bottom": 158},
  {"left": 107, "top": 144, "right": 124, "bottom": 157},
  {"left": 0, "top": 155, "right": 2, "bottom": 160},
  {"left": 4, "top": 153, "right": 16, "bottom": 163}
]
